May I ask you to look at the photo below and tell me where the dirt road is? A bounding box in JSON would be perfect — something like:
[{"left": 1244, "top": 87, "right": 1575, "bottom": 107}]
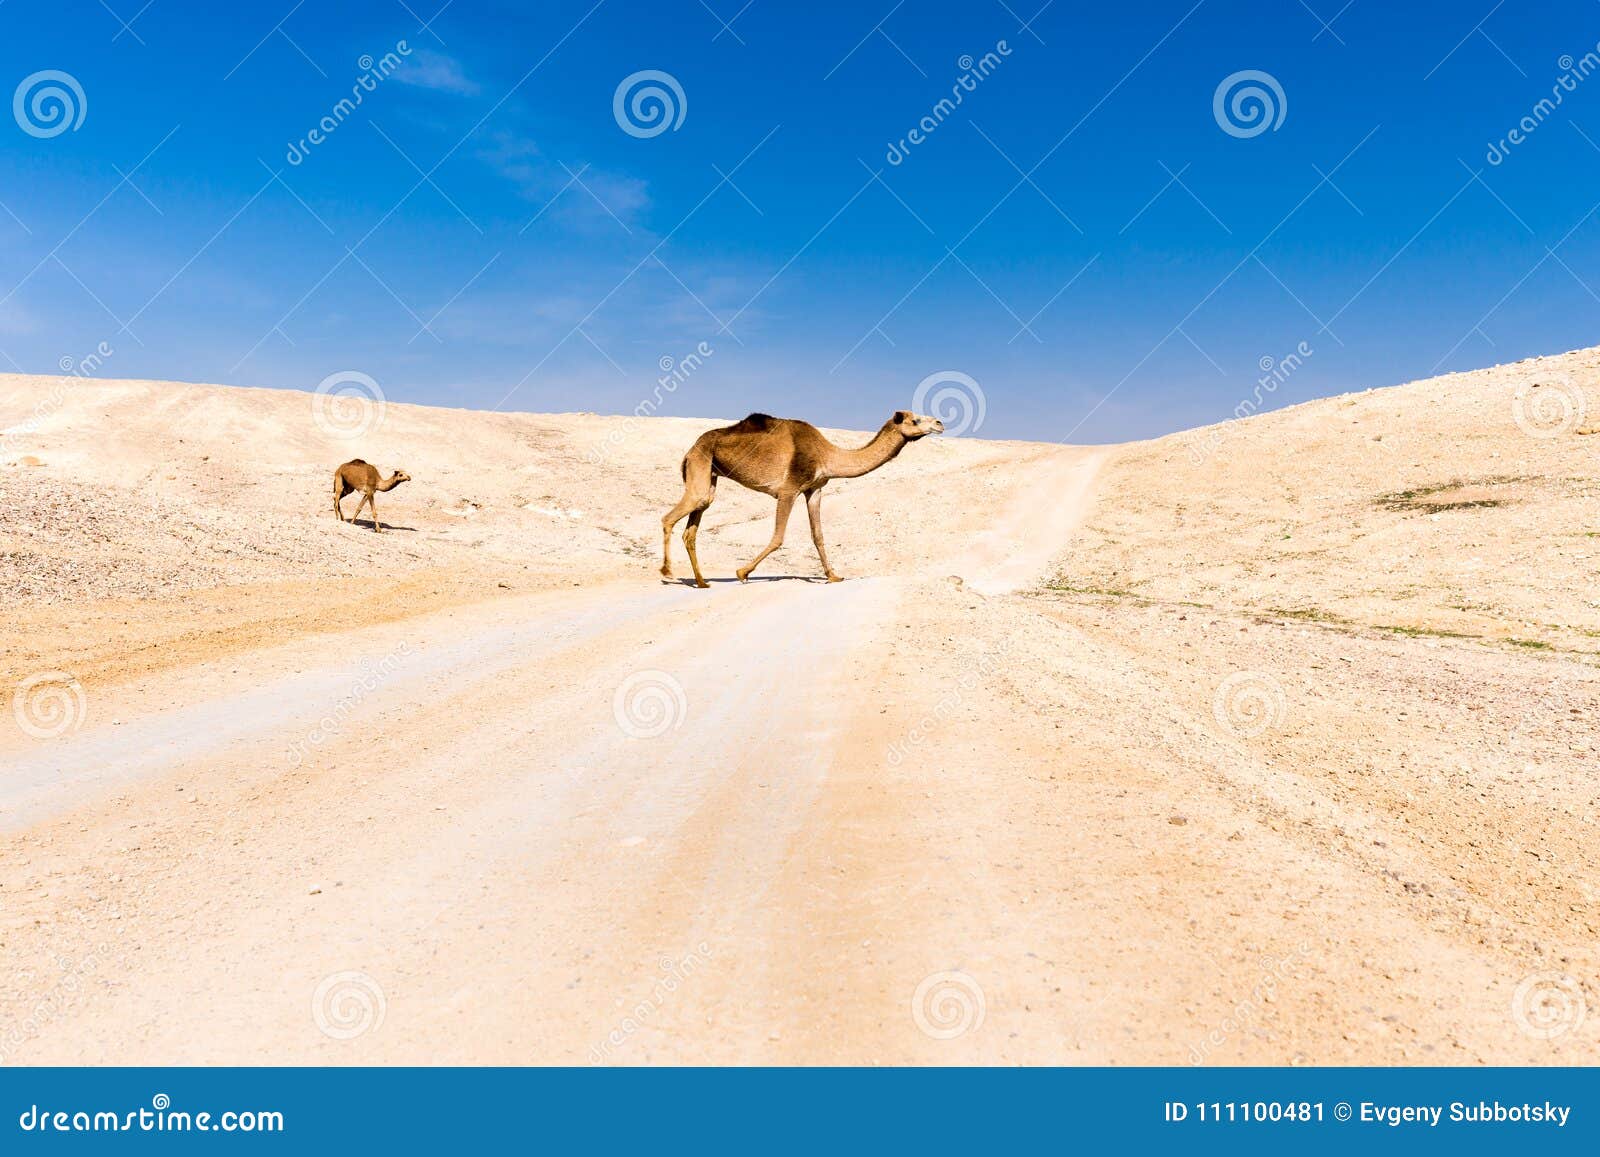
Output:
[{"left": 0, "top": 448, "right": 1102, "bottom": 1063}]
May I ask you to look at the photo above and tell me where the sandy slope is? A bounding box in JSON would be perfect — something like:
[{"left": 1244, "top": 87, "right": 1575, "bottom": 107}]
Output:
[{"left": 0, "top": 355, "right": 1595, "bottom": 1065}]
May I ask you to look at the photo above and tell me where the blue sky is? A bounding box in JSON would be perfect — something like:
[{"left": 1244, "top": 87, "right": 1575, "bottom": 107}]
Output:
[{"left": 2, "top": 0, "right": 1599, "bottom": 441}]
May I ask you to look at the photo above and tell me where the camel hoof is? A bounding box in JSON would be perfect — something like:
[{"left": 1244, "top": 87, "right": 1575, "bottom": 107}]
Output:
[
  {"left": 694, "top": 580, "right": 710, "bottom": 590},
  {"left": 735, "top": 569, "right": 749, "bottom": 583},
  {"left": 825, "top": 573, "right": 843, "bottom": 583}
]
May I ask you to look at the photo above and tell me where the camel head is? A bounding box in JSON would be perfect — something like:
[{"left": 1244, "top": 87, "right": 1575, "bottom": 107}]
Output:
[
  {"left": 386, "top": 469, "right": 412, "bottom": 487},
  {"left": 889, "top": 410, "right": 944, "bottom": 440}
]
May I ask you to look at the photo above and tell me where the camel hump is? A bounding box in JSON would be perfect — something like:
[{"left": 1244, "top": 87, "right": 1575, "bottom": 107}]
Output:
[
  {"left": 729, "top": 413, "right": 778, "bottom": 433},
  {"left": 346, "top": 458, "right": 368, "bottom": 466}
]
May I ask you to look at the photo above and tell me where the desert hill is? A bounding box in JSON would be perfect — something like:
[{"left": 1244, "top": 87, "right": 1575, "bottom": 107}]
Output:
[{"left": 0, "top": 353, "right": 1594, "bottom": 1066}]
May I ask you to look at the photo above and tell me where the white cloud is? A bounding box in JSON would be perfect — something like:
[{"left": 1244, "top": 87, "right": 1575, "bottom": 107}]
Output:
[
  {"left": 477, "top": 131, "right": 651, "bottom": 229},
  {"left": 395, "top": 50, "right": 480, "bottom": 96}
]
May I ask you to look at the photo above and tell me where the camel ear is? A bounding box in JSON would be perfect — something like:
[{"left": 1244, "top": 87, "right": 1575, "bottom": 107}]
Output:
[{"left": 892, "top": 410, "right": 910, "bottom": 423}]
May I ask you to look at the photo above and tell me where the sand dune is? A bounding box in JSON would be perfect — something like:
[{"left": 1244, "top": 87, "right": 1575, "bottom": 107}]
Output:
[{"left": 0, "top": 353, "right": 1594, "bottom": 1064}]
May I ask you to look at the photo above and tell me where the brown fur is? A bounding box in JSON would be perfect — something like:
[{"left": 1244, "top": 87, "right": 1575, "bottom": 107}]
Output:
[
  {"left": 332, "top": 459, "right": 411, "bottom": 533},
  {"left": 660, "top": 410, "right": 943, "bottom": 587}
]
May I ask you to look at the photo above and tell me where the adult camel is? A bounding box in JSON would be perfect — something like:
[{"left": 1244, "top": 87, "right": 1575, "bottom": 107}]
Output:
[{"left": 660, "top": 410, "right": 943, "bottom": 588}]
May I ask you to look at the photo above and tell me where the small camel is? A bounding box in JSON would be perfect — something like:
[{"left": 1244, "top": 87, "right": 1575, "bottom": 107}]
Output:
[
  {"left": 661, "top": 409, "right": 943, "bottom": 588},
  {"left": 332, "top": 459, "right": 411, "bottom": 532}
]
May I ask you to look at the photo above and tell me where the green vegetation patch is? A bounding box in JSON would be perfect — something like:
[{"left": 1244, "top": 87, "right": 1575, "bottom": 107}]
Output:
[{"left": 1375, "top": 475, "right": 1531, "bottom": 513}]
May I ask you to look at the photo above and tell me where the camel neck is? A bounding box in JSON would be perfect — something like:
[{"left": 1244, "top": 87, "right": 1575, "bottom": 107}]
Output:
[{"left": 827, "top": 424, "right": 907, "bottom": 479}]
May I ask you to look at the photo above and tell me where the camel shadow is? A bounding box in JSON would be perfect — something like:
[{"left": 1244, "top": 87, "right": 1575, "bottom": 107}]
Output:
[
  {"left": 662, "top": 574, "right": 832, "bottom": 587},
  {"left": 347, "top": 519, "right": 419, "bottom": 533}
]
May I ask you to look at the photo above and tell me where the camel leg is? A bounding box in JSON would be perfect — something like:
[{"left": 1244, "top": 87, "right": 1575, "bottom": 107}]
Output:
[
  {"left": 367, "top": 491, "right": 382, "bottom": 533},
  {"left": 333, "top": 480, "right": 348, "bottom": 522},
  {"left": 805, "top": 489, "right": 842, "bottom": 583},
  {"left": 350, "top": 492, "right": 371, "bottom": 527},
  {"left": 661, "top": 449, "right": 714, "bottom": 581},
  {"left": 683, "top": 508, "right": 709, "bottom": 589},
  {"left": 737, "top": 493, "right": 795, "bottom": 583}
]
